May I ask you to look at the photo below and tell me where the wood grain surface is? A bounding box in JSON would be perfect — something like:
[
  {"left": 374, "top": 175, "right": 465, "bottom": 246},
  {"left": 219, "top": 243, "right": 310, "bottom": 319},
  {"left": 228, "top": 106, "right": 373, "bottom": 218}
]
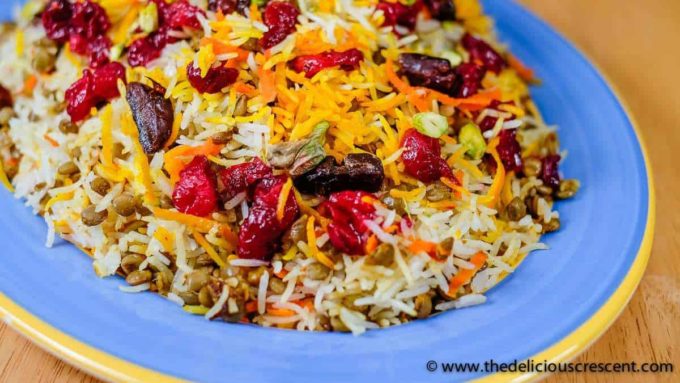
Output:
[{"left": 1, "top": 1, "right": 679, "bottom": 382}]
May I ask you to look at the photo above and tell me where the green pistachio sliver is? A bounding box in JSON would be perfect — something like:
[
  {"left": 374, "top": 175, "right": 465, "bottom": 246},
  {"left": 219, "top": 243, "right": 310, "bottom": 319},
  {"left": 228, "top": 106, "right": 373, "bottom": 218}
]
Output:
[
  {"left": 139, "top": 2, "right": 159, "bottom": 34},
  {"left": 458, "top": 122, "right": 487, "bottom": 160},
  {"left": 413, "top": 112, "right": 448, "bottom": 138}
]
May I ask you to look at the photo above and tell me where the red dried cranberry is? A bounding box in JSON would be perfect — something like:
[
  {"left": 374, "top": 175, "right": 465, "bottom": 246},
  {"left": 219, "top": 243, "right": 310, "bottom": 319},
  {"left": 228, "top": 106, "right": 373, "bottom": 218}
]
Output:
[
  {"left": 65, "top": 62, "right": 126, "bottom": 122},
  {"left": 172, "top": 156, "right": 219, "bottom": 216},
  {"left": 70, "top": 0, "right": 111, "bottom": 40},
  {"left": 290, "top": 49, "right": 364, "bottom": 78},
  {"left": 0, "top": 85, "right": 13, "bottom": 109},
  {"left": 186, "top": 63, "right": 239, "bottom": 94},
  {"left": 376, "top": 0, "right": 422, "bottom": 31},
  {"left": 541, "top": 154, "right": 561, "bottom": 189},
  {"left": 398, "top": 53, "right": 456, "bottom": 94},
  {"left": 127, "top": 28, "right": 175, "bottom": 67},
  {"left": 166, "top": 0, "right": 206, "bottom": 30},
  {"left": 238, "top": 175, "right": 299, "bottom": 260},
  {"left": 400, "top": 129, "right": 453, "bottom": 183},
  {"left": 423, "top": 0, "right": 456, "bottom": 21},
  {"left": 86, "top": 35, "right": 112, "bottom": 68},
  {"left": 477, "top": 101, "right": 517, "bottom": 132},
  {"left": 496, "top": 129, "right": 523, "bottom": 173},
  {"left": 42, "top": 0, "right": 73, "bottom": 43},
  {"left": 260, "top": 1, "right": 300, "bottom": 50},
  {"left": 218, "top": 158, "right": 273, "bottom": 202},
  {"left": 453, "top": 62, "right": 485, "bottom": 98},
  {"left": 462, "top": 33, "right": 506, "bottom": 74},
  {"left": 321, "top": 191, "right": 376, "bottom": 255},
  {"left": 208, "top": 0, "right": 251, "bottom": 15}
]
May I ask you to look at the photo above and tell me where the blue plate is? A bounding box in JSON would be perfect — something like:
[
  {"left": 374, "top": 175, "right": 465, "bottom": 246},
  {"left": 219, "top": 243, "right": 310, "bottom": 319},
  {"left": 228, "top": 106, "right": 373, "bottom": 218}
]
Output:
[{"left": 0, "top": 1, "right": 654, "bottom": 382}]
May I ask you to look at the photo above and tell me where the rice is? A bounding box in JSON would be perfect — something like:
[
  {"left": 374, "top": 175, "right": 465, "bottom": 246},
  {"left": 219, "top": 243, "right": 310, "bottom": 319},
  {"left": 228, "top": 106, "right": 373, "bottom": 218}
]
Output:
[{"left": 0, "top": 0, "right": 577, "bottom": 335}]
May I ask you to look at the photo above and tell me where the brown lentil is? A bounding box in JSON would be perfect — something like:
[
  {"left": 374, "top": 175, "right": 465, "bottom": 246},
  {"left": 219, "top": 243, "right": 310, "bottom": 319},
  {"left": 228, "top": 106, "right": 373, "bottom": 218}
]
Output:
[
  {"left": 522, "top": 157, "right": 542, "bottom": 177},
  {"left": 178, "top": 291, "right": 200, "bottom": 305},
  {"left": 81, "top": 205, "right": 108, "bottom": 226},
  {"left": 306, "top": 263, "right": 330, "bottom": 280},
  {"left": 57, "top": 161, "right": 79, "bottom": 175},
  {"left": 90, "top": 177, "right": 110, "bottom": 196},
  {"left": 542, "top": 217, "right": 561, "bottom": 233},
  {"left": 31, "top": 38, "right": 57, "bottom": 73},
  {"left": 126, "top": 270, "right": 152, "bottom": 286},
  {"left": 269, "top": 277, "right": 286, "bottom": 294},
  {"left": 505, "top": 197, "right": 527, "bottom": 221},
  {"left": 556, "top": 179, "right": 580, "bottom": 199},
  {"left": 187, "top": 269, "right": 211, "bottom": 292},
  {"left": 121, "top": 253, "right": 145, "bottom": 275},
  {"left": 112, "top": 193, "right": 136, "bottom": 217},
  {"left": 246, "top": 266, "right": 266, "bottom": 286},
  {"left": 211, "top": 131, "right": 233, "bottom": 145},
  {"left": 365, "top": 243, "right": 394, "bottom": 266},
  {"left": 233, "top": 95, "right": 248, "bottom": 117},
  {"left": 426, "top": 181, "right": 451, "bottom": 202},
  {"left": 58, "top": 120, "right": 79, "bottom": 134},
  {"left": 414, "top": 294, "right": 433, "bottom": 319},
  {"left": 198, "top": 285, "right": 214, "bottom": 307}
]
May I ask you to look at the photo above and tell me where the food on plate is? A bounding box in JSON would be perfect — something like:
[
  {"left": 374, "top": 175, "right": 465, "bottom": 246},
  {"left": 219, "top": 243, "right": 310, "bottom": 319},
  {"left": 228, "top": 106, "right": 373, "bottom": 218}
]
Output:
[{"left": 0, "top": 0, "right": 579, "bottom": 334}]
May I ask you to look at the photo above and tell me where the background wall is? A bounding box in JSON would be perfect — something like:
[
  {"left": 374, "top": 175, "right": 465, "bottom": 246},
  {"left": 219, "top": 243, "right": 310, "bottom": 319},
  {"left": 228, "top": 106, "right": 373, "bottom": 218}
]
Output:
[{"left": 1, "top": 0, "right": 679, "bottom": 381}]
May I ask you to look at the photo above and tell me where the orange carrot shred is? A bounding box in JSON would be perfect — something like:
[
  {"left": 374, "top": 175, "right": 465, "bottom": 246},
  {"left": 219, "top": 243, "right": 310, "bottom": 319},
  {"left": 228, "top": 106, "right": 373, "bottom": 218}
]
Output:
[{"left": 447, "top": 251, "right": 487, "bottom": 296}]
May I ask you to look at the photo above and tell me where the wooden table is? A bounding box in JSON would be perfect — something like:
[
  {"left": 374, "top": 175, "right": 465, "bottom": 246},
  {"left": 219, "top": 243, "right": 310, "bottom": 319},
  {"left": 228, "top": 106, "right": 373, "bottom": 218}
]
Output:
[{"left": 1, "top": 1, "right": 679, "bottom": 382}]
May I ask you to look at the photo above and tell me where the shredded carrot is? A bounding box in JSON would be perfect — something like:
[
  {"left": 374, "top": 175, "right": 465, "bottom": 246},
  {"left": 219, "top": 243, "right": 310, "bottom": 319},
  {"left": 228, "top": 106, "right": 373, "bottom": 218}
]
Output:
[
  {"left": 201, "top": 37, "right": 249, "bottom": 62},
  {"left": 274, "top": 268, "right": 288, "bottom": 279},
  {"left": 365, "top": 234, "right": 378, "bottom": 254},
  {"left": 258, "top": 56, "right": 277, "bottom": 103},
  {"left": 276, "top": 178, "right": 293, "bottom": 222},
  {"left": 153, "top": 208, "right": 219, "bottom": 233},
  {"left": 233, "top": 81, "right": 257, "bottom": 96},
  {"left": 507, "top": 54, "right": 535, "bottom": 82},
  {"left": 245, "top": 301, "right": 258, "bottom": 313},
  {"left": 164, "top": 139, "right": 224, "bottom": 184},
  {"left": 219, "top": 224, "right": 238, "bottom": 248},
  {"left": 447, "top": 251, "right": 487, "bottom": 296},
  {"left": 153, "top": 226, "right": 175, "bottom": 253},
  {"left": 479, "top": 137, "right": 506, "bottom": 208},
  {"left": 43, "top": 133, "right": 58, "bottom": 147},
  {"left": 192, "top": 230, "right": 227, "bottom": 269},
  {"left": 22, "top": 75, "right": 37, "bottom": 96},
  {"left": 408, "top": 239, "right": 438, "bottom": 256},
  {"left": 267, "top": 307, "right": 297, "bottom": 316},
  {"left": 306, "top": 216, "right": 335, "bottom": 269},
  {"left": 441, "top": 176, "right": 469, "bottom": 197}
]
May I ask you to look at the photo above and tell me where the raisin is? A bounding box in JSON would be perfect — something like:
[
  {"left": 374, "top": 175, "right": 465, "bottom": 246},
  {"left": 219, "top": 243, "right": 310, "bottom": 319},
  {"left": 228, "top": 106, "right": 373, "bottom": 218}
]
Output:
[
  {"left": 540, "top": 154, "right": 561, "bottom": 189},
  {"left": 126, "top": 81, "right": 174, "bottom": 154},
  {"left": 186, "top": 63, "right": 239, "bottom": 94},
  {"left": 289, "top": 49, "right": 364, "bottom": 78},
  {"left": 462, "top": 33, "right": 506, "bottom": 74},
  {"left": 294, "top": 153, "right": 384, "bottom": 195},
  {"left": 260, "top": 1, "right": 300, "bottom": 49},
  {"left": 400, "top": 128, "right": 454, "bottom": 183},
  {"left": 398, "top": 53, "right": 456, "bottom": 94},
  {"left": 172, "top": 155, "right": 219, "bottom": 216},
  {"left": 321, "top": 191, "right": 376, "bottom": 255}
]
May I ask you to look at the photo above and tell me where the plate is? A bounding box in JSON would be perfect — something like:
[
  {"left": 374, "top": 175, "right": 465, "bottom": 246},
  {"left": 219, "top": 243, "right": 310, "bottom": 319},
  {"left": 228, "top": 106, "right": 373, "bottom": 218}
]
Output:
[{"left": 0, "top": 1, "right": 654, "bottom": 382}]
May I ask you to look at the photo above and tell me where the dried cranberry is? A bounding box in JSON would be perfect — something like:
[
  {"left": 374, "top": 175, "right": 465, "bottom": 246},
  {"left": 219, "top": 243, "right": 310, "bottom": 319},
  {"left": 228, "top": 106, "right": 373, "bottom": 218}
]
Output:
[
  {"left": 462, "top": 33, "right": 506, "bottom": 74},
  {"left": 127, "top": 28, "right": 175, "bottom": 67},
  {"left": 208, "top": 0, "right": 251, "bottom": 15},
  {"left": 496, "top": 129, "right": 523, "bottom": 173},
  {"left": 218, "top": 158, "right": 273, "bottom": 202},
  {"left": 423, "top": 0, "right": 456, "bottom": 21},
  {"left": 453, "top": 62, "right": 485, "bottom": 98},
  {"left": 376, "top": 0, "right": 422, "bottom": 31},
  {"left": 70, "top": 0, "right": 111, "bottom": 40},
  {"left": 398, "top": 53, "right": 456, "bottom": 95},
  {"left": 290, "top": 49, "right": 364, "bottom": 78},
  {"left": 541, "top": 154, "right": 561, "bottom": 189},
  {"left": 477, "top": 101, "right": 517, "bottom": 132},
  {"left": 186, "top": 63, "right": 239, "bottom": 94},
  {"left": 166, "top": 0, "right": 206, "bottom": 30},
  {"left": 86, "top": 35, "right": 112, "bottom": 68},
  {"left": 172, "top": 156, "right": 219, "bottom": 216},
  {"left": 321, "top": 191, "right": 376, "bottom": 255},
  {"left": 260, "top": 1, "right": 300, "bottom": 50},
  {"left": 42, "top": 0, "right": 73, "bottom": 43},
  {"left": 64, "top": 62, "right": 126, "bottom": 122},
  {"left": 0, "top": 85, "right": 12, "bottom": 109},
  {"left": 238, "top": 175, "right": 299, "bottom": 260},
  {"left": 400, "top": 129, "right": 453, "bottom": 183}
]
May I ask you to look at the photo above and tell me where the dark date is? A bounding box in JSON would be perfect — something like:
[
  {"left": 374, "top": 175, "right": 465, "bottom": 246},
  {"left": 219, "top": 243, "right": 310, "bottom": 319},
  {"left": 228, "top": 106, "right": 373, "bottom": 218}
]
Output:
[
  {"left": 294, "top": 153, "right": 384, "bottom": 195},
  {"left": 398, "top": 53, "right": 456, "bottom": 94},
  {"left": 126, "top": 81, "right": 174, "bottom": 154}
]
